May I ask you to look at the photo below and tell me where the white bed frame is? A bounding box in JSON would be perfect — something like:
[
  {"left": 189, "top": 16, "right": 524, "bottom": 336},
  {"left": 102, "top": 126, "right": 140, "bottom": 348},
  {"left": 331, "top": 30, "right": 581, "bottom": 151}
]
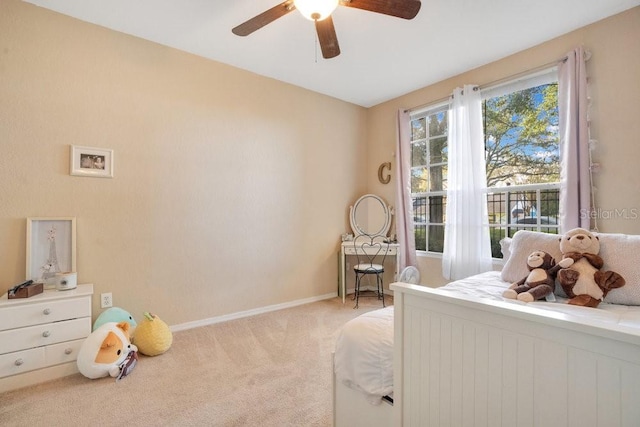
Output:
[
  {"left": 333, "top": 282, "right": 640, "bottom": 427},
  {"left": 390, "top": 282, "right": 640, "bottom": 427}
]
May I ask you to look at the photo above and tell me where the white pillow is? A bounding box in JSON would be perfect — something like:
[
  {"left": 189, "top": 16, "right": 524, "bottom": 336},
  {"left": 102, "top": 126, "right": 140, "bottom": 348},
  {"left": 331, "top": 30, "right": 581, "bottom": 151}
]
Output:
[
  {"left": 500, "top": 230, "right": 562, "bottom": 284},
  {"left": 598, "top": 233, "right": 640, "bottom": 305},
  {"left": 499, "top": 237, "right": 512, "bottom": 262}
]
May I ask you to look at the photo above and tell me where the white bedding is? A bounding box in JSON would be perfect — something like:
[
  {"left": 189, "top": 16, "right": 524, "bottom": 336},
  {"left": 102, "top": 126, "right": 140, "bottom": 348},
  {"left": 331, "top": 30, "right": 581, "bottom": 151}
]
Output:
[
  {"left": 334, "top": 270, "right": 640, "bottom": 405},
  {"left": 333, "top": 306, "right": 394, "bottom": 405},
  {"left": 442, "top": 270, "right": 640, "bottom": 329}
]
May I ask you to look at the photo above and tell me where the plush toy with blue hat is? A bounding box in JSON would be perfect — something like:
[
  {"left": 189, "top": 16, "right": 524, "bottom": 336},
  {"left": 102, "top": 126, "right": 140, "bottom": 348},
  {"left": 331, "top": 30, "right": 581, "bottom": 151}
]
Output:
[{"left": 93, "top": 307, "right": 137, "bottom": 332}]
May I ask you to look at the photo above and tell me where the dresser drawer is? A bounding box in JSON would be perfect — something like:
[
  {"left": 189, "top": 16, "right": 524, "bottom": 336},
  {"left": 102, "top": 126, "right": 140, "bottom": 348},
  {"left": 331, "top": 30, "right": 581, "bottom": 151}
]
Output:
[
  {"left": 344, "top": 247, "right": 397, "bottom": 256},
  {"left": 0, "top": 317, "right": 91, "bottom": 355},
  {"left": 0, "top": 296, "right": 91, "bottom": 331},
  {"left": 45, "top": 339, "right": 84, "bottom": 366},
  {"left": 0, "top": 347, "right": 46, "bottom": 378}
]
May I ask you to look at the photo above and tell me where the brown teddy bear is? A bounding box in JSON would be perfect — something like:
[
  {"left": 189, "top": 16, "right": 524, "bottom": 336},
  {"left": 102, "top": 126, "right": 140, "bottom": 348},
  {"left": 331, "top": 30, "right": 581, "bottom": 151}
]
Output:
[
  {"left": 503, "top": 250, "right": 573, "bottom": 302},
  {"left": 557, "top": 227, "right": 625, "bottom": 307}
]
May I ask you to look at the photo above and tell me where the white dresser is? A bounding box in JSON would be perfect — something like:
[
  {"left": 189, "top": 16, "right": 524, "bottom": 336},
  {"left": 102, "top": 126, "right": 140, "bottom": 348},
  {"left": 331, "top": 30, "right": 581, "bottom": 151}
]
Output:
[{"left": 0, "top": 284, "right": 93, "bottom": 393}]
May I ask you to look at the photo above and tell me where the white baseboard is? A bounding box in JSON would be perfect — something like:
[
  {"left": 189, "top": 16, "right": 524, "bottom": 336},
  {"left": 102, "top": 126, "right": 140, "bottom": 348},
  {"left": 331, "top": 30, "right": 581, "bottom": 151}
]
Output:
[
  {"left": 170, "top": 292, "right": 337, "bottom": 333},
  {"left": 344, "top": 285, "right": 394, "bottom": 295}
]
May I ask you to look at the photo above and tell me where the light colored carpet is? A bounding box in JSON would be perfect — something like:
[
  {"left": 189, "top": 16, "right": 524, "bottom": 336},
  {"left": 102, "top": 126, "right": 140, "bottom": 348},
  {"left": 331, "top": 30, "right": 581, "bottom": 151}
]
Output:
[{"left": 0, "top": 295, "right": 390, "bottom": 426}]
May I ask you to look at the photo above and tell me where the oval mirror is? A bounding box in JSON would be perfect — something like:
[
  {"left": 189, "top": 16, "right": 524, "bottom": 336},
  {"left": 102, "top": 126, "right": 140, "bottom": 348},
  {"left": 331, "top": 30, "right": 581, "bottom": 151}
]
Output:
[{"left": 349, "top": 194, "right": 391, "bottom": 237}]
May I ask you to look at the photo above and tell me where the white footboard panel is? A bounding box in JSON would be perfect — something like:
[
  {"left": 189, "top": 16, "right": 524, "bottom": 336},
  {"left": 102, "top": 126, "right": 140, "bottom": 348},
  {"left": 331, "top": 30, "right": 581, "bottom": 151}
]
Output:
[{"left": 391, "top": 283, "right": 640, "bottom": 427}]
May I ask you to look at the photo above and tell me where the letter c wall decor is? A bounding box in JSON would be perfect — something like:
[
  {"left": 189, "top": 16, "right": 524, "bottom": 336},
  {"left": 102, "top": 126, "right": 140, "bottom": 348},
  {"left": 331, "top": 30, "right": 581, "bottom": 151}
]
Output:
[{"left": 378, "top": 162, "right": 391, "bottom": 184}]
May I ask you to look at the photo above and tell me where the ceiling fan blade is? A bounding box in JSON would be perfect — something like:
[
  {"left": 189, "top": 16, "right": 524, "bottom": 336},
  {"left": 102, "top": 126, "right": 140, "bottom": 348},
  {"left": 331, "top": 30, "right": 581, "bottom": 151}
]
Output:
[
  {"left": 340, "top": 0, "right": 421, "bottom": 20},
  {"left": 232, "top": 1, "right": 296, "bottom": 36},
  {"left": 315, "top": 16, "right": 341, "bottom": 59}
]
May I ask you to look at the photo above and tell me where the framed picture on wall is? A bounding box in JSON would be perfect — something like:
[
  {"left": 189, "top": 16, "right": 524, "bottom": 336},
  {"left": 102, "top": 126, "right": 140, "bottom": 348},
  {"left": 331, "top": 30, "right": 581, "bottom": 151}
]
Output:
[
  {"left": 26, "top": 217, "right": 76, "bottom": 284},
  {"left": 70, "top": 145, "right": 114, "bottom": 178}
]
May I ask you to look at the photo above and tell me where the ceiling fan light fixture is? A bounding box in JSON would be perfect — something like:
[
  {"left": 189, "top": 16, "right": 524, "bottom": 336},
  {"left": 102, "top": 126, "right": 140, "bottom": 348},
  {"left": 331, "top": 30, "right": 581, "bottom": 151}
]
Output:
[{"left": 294, "top": 0, "right": 339, "bottom": 21}]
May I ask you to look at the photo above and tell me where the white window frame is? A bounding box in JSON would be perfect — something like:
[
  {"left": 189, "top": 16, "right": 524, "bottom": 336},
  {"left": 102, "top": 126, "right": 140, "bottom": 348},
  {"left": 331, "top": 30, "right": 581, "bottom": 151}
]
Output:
[
  {"left": 409, "top": 67, "right": 560, "bottom": 258},
  {"left": 409, "top": 101, "right": 449, "bottom": 254}
]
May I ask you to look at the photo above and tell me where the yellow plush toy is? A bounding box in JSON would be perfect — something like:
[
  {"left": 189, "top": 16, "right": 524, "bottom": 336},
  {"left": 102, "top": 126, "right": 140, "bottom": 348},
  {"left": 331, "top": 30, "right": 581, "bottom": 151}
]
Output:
[{"left": 133, "top": 312, "right": 173, "bottom": 356}]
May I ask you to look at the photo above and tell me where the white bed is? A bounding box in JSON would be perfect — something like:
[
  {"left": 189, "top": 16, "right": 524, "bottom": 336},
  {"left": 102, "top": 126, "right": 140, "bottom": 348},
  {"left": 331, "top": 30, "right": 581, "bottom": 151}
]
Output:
[{"left": 333, "top": 230, "right": 640, "bottom": 427}]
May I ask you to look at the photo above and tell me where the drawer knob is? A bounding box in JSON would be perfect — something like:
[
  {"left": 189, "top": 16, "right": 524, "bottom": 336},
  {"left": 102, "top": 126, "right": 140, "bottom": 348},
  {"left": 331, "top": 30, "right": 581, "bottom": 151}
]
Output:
[
  {"left": 42, "top": 330, "right": 51, "bottom": 338},
  {"left": 65, "top": 348, "right": 73, "bottom": 355},
  {"left": 43, "top": 308, "right": 51, "bottom": 315},
  {"left": 15, "top": 358, "right": 24, "bottom": 366}
]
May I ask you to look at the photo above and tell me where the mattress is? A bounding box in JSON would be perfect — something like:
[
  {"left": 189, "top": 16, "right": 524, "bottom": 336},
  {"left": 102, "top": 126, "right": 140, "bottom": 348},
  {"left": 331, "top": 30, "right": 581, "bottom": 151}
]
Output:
[
  {"left": 441, "top": 270, "right": 640, "bottom": 329},
  {"left": 333, "top": 305, "right": 394, "bottom": 405},
  {"left": 334, "top": 270, "right": 640, "bottom": 405}
]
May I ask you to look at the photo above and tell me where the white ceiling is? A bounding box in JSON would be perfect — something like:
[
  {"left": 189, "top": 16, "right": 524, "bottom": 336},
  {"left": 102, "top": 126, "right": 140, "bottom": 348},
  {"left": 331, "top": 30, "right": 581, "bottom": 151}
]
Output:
[{"left": 24, "top": 0, "right": 640, "bottom": 107}]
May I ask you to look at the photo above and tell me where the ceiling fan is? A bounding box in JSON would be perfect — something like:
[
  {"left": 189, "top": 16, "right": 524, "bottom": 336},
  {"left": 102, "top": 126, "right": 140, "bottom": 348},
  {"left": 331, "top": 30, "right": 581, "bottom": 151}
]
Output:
[{"left": 232, "top": 0, "right": 422, "bottom": 59}]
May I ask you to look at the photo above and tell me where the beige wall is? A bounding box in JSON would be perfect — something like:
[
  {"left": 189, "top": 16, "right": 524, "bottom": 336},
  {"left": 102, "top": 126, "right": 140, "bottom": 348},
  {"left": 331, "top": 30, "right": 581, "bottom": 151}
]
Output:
[
  {"left": 0, "top": 0, "right": 368, "bottom": 325},
  {"left": 368, "top": 7, "right": 640, "bottom": 287},
  {"left": 2, "top": 1, "right": 639, "bottom": 322}
]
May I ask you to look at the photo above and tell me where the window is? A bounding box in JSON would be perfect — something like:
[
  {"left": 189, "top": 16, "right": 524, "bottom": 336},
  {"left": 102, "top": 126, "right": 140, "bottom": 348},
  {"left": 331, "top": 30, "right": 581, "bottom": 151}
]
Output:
[
  {"left": 410, "top": 70, "right": 560, "bottom": 258},
  {"left": 410, "top": 104, "right": 448, "bottom": 252}
]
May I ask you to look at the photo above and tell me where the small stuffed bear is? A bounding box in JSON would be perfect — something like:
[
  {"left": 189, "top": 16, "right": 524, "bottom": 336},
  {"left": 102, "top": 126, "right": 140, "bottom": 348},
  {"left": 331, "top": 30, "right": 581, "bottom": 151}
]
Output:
[
  {"left": 503, "top": 250, "right": 573, "bottom": 302},
  {"left": 557, "top": 227, "right": 625, "bottom": 307}
]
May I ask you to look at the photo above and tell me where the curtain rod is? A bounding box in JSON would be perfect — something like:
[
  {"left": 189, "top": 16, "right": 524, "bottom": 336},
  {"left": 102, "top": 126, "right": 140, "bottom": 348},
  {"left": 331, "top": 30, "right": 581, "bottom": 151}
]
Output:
[{"left": 404, "top": 55, "right": 569, "bottom": 114}]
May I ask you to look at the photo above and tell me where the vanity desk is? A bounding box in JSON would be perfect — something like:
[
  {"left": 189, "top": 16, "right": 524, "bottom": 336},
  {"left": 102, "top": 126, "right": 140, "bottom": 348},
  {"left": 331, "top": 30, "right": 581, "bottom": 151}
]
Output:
[
  {"left": 339, "top": 194, "right": 399, "bottom": 304},
  {"left": 339, "top": 241, "right": 399, "bottom": 304}
]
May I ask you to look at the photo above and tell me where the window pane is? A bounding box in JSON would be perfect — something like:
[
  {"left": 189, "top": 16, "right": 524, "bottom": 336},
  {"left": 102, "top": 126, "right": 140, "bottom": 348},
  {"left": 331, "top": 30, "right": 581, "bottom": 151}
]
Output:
[
  {"left": 411, "top": 167, "right": 429, "bottom": 193},
  {"left": 429, "top": 112, "right": 447, "bottom": 137},
  {"left": 487, "top": 185, "right": 559, "bottom": 256},
  {"left": 484, "top": 83, "right": 559, "bottom": 188},
  {"left": 414, "top": 225, "right": 426, "bottom": 251},
  {"left": 429, "top": 137, "right": 447, "bottom": 164},
  {"left": 428, "top": 225, "right": 444, "bottom": 252},
  {"left": 412, "top": 196, "right": 427, "bottom": 223},
  {"left": 487, "top": 192, "right": 506, "bottom": 225},
  {"left": 429, "top": 165, "right": 447, "bottom": 192},
  {"left": 412, "top": 117, "right": 426, "bottom": 140},
  {"left": 428, "top": 195, "right": 446, "bottom": 224},
  {"left": 412, "top": 196, "right": 427, "bottom": 251},
  {"left": 539, "top": 189, "right": 560, "bottom": 220},
  {"left": 411, "top": 141, "right": 426, "bottom": 167},
  {"left": 490, "top": 227, "right": 506, "bottom": 258}
]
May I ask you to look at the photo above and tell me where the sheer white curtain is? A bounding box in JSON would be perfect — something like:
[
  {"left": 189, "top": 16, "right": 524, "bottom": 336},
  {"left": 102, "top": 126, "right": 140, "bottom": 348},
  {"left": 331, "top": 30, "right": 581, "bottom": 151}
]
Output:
[
  {"left": 558, "top": 46, "right": 591, "bottom": 232},
  {"left": 395, "top": 109, "right": 417, "bottom": 270},
  {"left": 442, "top": 85, "right": 492, "bottom": 280}
]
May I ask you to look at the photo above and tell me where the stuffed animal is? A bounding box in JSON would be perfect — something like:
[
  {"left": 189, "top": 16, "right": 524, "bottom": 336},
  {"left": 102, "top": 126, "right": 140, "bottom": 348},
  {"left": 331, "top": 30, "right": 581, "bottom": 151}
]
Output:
[
  {"left": 77, "top": 321, "right": 138, "bottom": 380},
  {"left": 557, "top": 227, "right": 626, "bottom": 307},
  {"left": 133, "top": 312, "right": 173, "bottom": 356},
  {"left": 92, "top": 307, "right": 138, "bottom": 332},
  {"left": 503, "top": 250, "right": 573, "bottom": 302}
]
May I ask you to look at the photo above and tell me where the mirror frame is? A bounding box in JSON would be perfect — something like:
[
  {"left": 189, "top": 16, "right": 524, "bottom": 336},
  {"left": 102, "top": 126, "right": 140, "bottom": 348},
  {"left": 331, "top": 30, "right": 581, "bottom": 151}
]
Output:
[{"left": 349, "top": 194, "right": 392, "bottom": 237}]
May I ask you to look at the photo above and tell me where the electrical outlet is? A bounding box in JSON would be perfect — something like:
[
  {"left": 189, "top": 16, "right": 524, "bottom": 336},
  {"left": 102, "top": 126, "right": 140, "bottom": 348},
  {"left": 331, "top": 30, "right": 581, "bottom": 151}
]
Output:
[{"left": 101, "top": 292, "right": 113, "bottom": 308}]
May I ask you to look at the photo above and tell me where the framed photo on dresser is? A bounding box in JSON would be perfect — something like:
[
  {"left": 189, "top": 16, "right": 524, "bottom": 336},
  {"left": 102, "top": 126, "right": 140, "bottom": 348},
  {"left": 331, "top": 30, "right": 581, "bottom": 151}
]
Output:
[{"left": 26, "top": 217, "right": 76, "bottom": 284}]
